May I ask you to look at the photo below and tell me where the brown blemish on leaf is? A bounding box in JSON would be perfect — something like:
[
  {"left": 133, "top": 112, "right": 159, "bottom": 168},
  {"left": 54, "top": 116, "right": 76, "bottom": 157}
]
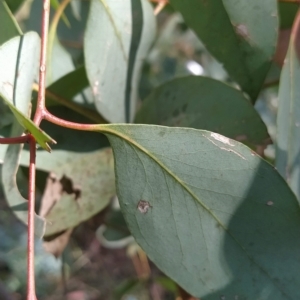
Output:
[
  {"left": 40, "top": 173, "right": 82, "bottom": 253},
  {"left": 39, "top": 172, "right": 82, "bottom": 218},
  {"left": 137, "top": 200, "right": 152, "bottom": 214}
]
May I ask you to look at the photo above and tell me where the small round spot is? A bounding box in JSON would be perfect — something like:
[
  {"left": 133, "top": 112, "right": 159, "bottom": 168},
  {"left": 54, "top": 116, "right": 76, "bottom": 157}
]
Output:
[
  {"left": 137, "top": 200, "right": 151, "bottom": 214},
  {"left": 266, "top": 201, "right": 274, "bottom": 206},
  {"left": 40, "top": 65, "right": 46, "bottom": 72}
]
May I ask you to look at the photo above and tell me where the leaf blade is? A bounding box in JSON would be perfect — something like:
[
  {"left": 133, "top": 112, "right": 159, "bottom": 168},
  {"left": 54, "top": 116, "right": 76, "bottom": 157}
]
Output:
[
  {"left": 136, "top": 76, "right": 271, "bottom": 148},
  {"left": 276, "top": 12, "right": 300, "bottom": 200},
  {"left": 96, "top": 124, "right": 300, "bottom": 299},
  {"left": 84, "top": 0, "right": 156, "bottom": 122}
]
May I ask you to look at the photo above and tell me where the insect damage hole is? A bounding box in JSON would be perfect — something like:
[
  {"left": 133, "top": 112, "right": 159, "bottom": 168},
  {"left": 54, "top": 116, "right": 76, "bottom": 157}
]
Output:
[{"left": 137, "top": 200, "right": 152, "bottom": 214}]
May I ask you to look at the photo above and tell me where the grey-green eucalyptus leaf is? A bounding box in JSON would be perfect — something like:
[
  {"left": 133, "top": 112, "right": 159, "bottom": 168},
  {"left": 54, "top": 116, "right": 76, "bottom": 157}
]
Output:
[
  {"left": 0, "top": 32, "right": 46, "bottom": 236},
  {"left": 136, "top": 76, "right": 271, "bottom": 149},
  {"left": 84, "top": 0, "right": 156, "bottom": 123},
  {"left": 96, "top": 124, "right": 300, "bottom": 299},
  {"left": 0, "top": 32, "right": 40, "bottom": 113},
  {"left": 2, "top": 124, "right": 46, "bottom": 238},
  {"left": 276, "top": 18, "right": 300, "bottom": 200},
  {"left": 20, "top": 107, "right": 115, "bottom": 235},
  {"left": 39, "top": 148, "right": 115, "bottom": 236}
]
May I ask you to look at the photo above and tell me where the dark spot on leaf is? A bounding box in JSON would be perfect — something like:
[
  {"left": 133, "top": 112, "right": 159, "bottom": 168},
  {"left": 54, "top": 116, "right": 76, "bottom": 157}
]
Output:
[
  {"left": 137, "top": 200, "right": 151, "bottom": 214},
  {"left": 60, "top": 175, "right": 81, "bottom": 200}
]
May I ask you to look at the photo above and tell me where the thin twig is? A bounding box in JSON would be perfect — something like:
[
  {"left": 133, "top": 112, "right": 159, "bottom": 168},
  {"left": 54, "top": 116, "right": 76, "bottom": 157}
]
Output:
[
  {"left": 33, "top": 0, "right": 50, "bottom": 126},
  {"left": 32, "top": 83, "right": 107, "bottom": 124},
  {"left": 47, "top": 0, "right": 72, "bottom": 83},
  {"left": 26, "top": 0, "right": 50, "bottom": 298},
  {"left": 43, "top": 110, "right": 99, "bottom": 131},
  {"left": 27, "top": 135, "right": 37, "bottom": 300},
  {"left": 0, "top": 135, "right": 29, "bottom": 144}
]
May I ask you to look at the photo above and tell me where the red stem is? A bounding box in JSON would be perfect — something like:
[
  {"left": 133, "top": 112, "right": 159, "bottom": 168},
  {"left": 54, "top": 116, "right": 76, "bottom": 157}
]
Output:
[
  {"left": 43, "top": 110, "right": 98, "bottom": 131},
  {"left": 27, "top": 135, "right": 37, "bottom": 300},
  {"left": 26, "top": 0, "right": 50, "bottom": 298},
  {"left": 0, "top": 135, "right": 29, "bottom": 144},
  {"left": 1, "top": 0, "right": 97, "bottom": 297},
  {"left": 33, "top": 0, "right": 50, "bottom": 126}
]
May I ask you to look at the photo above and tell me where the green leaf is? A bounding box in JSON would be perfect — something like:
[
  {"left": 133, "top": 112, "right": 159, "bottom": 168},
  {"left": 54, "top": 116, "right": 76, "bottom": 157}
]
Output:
[
  {"left": 20, "top": 107, "right": 115, "bottom": 235},
  {"left": 136, "top": 76, "right": 271, "bottom": 149},
  {"left": 70, "top": 0, "right": 81, "bottom": 20},
  {"left": 2, "top": 123, "right": 46, "bottom": 239},
  {"left": 0, "top": 33, "right": 55, "bottom": 150},
  {"left": 84, "top": 0, "right": 156, "bottom": 123},
  {"left": 40, "top": 148, "right": 115, "bottom": 236},
  {"left": 279, "top": 3, "right": 299, "bottom": 29},
  {"left": 50, "top": 0, "right": 71, "bottom": 28},
  {"left": 0, "top": 1, "right": 22, "bottom": 45},
  {"left": 0, "top": 101, "right": 13, "bottom": 129},
  {"left": 0, "top": 93, "right": 55, "bottom": 151},
  {"left": 44, "top": 66, "right": 89, "bottom": 107},
  {"left": 276, "top": 19, "right": 300, "bottom": 200},
  {"left": 32, "top": 67, "right": 104, "bottom": 124},
  {"left": 47, "top": 36, "right": 75, "bottom": 85},
  {"left": 96, "top": 124, "right": 300, "bottom": 299},
  {"left": 0, "top": 33, "right": 39, "bottom": 115},
  {"left": 168, "top": 0, "right": 278, "bottom": 101}
]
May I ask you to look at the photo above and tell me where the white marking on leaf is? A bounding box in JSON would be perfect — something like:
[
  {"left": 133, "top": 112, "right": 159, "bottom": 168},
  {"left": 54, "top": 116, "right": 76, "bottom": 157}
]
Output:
[
  {"left": 211, "top": 133, "right": 234, "bottom": 146},
  {"left": 219, "top": 147, "right": 246, "bottom": 160}
]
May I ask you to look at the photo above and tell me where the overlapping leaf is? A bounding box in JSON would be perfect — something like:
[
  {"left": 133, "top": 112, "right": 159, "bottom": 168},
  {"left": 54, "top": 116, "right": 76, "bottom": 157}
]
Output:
[
  {"left": 136, "top": 76, "right": 271, "bottom": 149},
  {"left": 0, "top": 33, "right": 49, "bottom": 236},
  {"left": 20, "top": 107, "right": 115, "bottom": 236},
  {"left": 276, "top": 13, "right": 300, "bottom": 200},
  {"left": 169, "top": 0, "right": 278, "bottom": 101},
  {"left": 84, "top": 0, "right": 156, "bottom": 122},
  {"left": 39, "top": 148, "right": 115, "bottom": 236},
  {"left": 95, "top": 124, "right": 300, "bottom": 299}
]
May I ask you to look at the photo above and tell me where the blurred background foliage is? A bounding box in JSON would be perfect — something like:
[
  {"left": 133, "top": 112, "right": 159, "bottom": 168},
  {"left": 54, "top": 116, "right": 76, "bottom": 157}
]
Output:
[{"left": 0, "top": 0, "right": 297, "bottom": 299}]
